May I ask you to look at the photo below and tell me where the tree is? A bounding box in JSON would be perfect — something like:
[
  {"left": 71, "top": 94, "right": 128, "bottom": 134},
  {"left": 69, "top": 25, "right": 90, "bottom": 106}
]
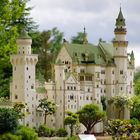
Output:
[
  {"left": 33, "top": 28, "right": 63, "bottom": 81},
  {"left": 131, "top": 95, "right": 140, "bottom": 120},
  {"left": 38, "top": 98, "right": 55, "bottom": 124},
  {"left": 17, "top": 126, "right": 38, "bottom": 140},
  {"left": 71, "top": 32, "right": 87, "bottom": 44},
  {"left": 0, "top": 133, "right": 21, "bottom": 140},
  {"left": 64, "top": 111, "right": 79, "bottom": 137},
  {"left": 13, "top": 102, "right": 25, "bottom": 119},
  {"left": 0, "top": 0, "right": 37, "bottom": 98},
  {"left": 77, "top": 104, "right": 105, "bottom": 134},
  {"left": 108, "top": 96, "right": 132, "bottom": 119},
  {"left": 0, "top": 108, "right": 19, "bottom": 134}
]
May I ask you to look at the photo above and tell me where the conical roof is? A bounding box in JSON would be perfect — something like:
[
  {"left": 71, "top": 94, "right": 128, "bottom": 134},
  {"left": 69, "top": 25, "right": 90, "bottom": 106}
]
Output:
[
  {"left": 18, "top": 29, "right": 31, "bottom": 39},
  {"left": 115, "top": 7, "right": 125, "bottom": 26}
]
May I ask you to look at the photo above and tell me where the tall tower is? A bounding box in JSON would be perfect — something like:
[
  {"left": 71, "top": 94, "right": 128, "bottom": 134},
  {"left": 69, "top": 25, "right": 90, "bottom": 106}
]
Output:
[
  {"left": 10, "top": 29, "right": 38, "bottom": 127},
  {"left": 113, "top": 7, "right": 128, "bottom": 96}
]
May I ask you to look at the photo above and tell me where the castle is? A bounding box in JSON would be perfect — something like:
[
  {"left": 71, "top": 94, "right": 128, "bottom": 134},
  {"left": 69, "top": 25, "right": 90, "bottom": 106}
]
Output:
[{"left": 10, "top": 8, "right": 134, "bottom": 132}]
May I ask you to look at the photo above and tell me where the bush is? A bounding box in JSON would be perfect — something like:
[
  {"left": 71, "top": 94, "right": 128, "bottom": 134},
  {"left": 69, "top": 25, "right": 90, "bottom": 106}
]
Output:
[
  {"left": 38, "top": 124, "right": 55, "bottom": 137},
  {"left": 17, "top": 126, "right": 38, "bottom": 140},
  {"left": 0, "top": 108, "right": 19, "bottom": 134},
  {"left": 66, "top": 136, "right": 79, "bottom": 140},
  {"left": 56, "top": 128, "right": 68, "bottom": 137},
  {"left": 0, "top": 133, "right": 21, "bottom": 140}
]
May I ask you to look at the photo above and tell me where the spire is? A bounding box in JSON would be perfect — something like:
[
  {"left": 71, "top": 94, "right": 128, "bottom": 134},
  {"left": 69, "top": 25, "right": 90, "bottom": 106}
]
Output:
[
  {"left": 18, "top": 29, "right": 31, "bottom": 39},
  {"left": 115, "top": 6, "right": 125, "bottom": 27},
  {"left": 83, "top": 26, "right": 88, "bottom": 44}
]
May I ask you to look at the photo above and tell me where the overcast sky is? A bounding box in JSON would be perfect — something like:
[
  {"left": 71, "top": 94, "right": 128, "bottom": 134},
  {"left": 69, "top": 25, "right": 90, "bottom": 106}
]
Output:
[{"left": 28, "top": 0, "right": 140, "bottom": 67}]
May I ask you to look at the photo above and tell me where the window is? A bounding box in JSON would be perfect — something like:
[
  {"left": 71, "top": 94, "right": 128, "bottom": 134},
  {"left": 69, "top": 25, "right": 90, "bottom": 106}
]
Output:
[
  {"left": 80, "top": 69, "right": 85, "bottom": 73},
  {"left": 86, "top": 96, "right": 89, "bottom": 100},
  {"left": 90, "top": 97, "right": 93, "bottom": 100},
  {"left": 80, "top": 96, "right": 82, "bottom": 100},
  {"left": 101, "top": 70, "right": 105, "bottom": 74},
  {"left": 97, "top": 85, "right": 99, "bottom": 88},
  {"left": 120, "top": 70, "right": 123, "bottom": 74},
  {"left": 80, "top": 76, "right": 84, "bottom": 81},
  {"left": 86, "top": 76, "right": 92, "bottom": 81},
  {"left": 71, "top": 105, "right": 73, "bottom": 109},
  {"left": 96, "top": 72, "right": 100, "bottom": 78},
  {"left": 74, "top": 86, "right": 76, "bottom": 90},
  {"left": 121, "top": 87, "right": 123, "bottom": 90},
  {"left": 31, "top": 85, "right": 34, "bottom": 89},
  {"left": 67, "top": 86, "right": 69, "bottom": 90},
  {"left": 71, "top": 86, "right": 73, "bottom": 90},
  {"left": 88, "top": 88, "right": 90, "bottom": 92},
  {"left": 14, "top": 67, "right": 16, "bottom": 71},
  {"left": 15, "top": 95, "right": 18, "bottom": 99},
  {"left": 26, "top": 67, "right": 28, "bottom": 70},
  {"left": 112, "top": 70, "right": 114, "bottom": 74},
  {"left": 29, "top": 75, "right": 31, "bottom": 79},
  {"left": 70, "top": 95, "right": 74, "bottom": 100}
]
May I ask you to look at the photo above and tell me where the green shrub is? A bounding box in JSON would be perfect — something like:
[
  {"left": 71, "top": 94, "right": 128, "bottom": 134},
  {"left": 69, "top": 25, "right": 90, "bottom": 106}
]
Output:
[
  {"left": 0, "top": 133, "right": 21, "bottom": 140},
  {"left": 66, "top": 136, "right": 79, "bottom": 140},
  {"left": 0, "top": 108, "right": 19, "bottom": 134},
  {"left": 38, "top": 124, "right": 55, "bottom": 137},
  {"left": 17, "top": 126, "right": 38, "bottom": 140},
  {"left": 56, "top": 128, "right": 68, "bottom": 137}
]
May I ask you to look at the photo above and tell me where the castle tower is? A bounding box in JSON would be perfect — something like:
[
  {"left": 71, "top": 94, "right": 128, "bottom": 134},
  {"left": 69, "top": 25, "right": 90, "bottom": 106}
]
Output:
[
  {"left": 54, "top": 60, "right": 66, "bottom": 129},
  {"left": 113, "top": 7, "right": 128, "bottom": 96},
  {"left": 10, "top": 29, "right": 38, "bottom": 127}
]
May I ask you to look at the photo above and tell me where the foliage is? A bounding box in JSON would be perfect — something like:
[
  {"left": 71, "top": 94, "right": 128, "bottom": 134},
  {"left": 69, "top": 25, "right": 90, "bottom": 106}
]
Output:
[
  {"left": 38, "top": 98, "right": 55, "bottom": 124},
  {"left": 0, "top": 108, "right": 19, "bottom": 134},
  {"left": 108, "top": 95, "right": 132, "bottom": 119},
  {"left": 0, "top": 0, "right": 36, "bottom": 98},
  {"left": 77, "top": 103, "right": 105, "bottom": 134},
  {"left": 33, "top": 28, "right": 63, "bottom": 81},
  {"left": 56, "top": 128, "right": 68, "bottom": 137},
  {"left": 66, "top": 136, "right": 79, "bottom": 140},
  {"left": 71, "top": 32, "right": 86, "bottom": 44},
  {"left": 0, "top": 133, "right": 21, "bottom": 140},
  {"left": 64, "top": 111, "right": 79, "bottom": 137},
  {"left": 17, "top": 125, "right": 38, "bottom": 140},
  {"left": 107, "top": 119, "right": 137, "bottom": 139},
  {"left": 13, "top": 102, "right": 25, "bottom": 119},
  {"left": 101, "top": 96, "right": 107, "bottom": 110},
  {"left": 134, "top": 78, "right": 140, "bottom": 96},
  {"left": 130, "top": 95, "right": 140, "bottom": 120},
  {"left": 37, "top": 124, "right": 55, "bottom": 137}
]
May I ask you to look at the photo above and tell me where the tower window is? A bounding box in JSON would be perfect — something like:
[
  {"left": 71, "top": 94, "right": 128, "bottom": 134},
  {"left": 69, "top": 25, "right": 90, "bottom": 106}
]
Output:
[
  {"left": 70, "top": 95, "right": 74, "bottom": 100},
  {"left": 15, "top": 95, "right": 18, "bottom": 99},
  {"left": 112, "top": 70, "right": 114, "bottom": 74},
  {"left": 14, "top": 67, "right": 16, "bottom": 71},
  {"left": 29, "top": 75, "right": 31, "bottom": 79},
  {"left": 26, "top": 67, "right": 28, "bottom": 70},
  {"left": 23, "top": 51, "right": 24, "bottom": 54},
  {"left": 120, "top": 70, "right": 123, "bottom": 74},
  {"left": 31, "top": 85, "right": 34, "bottom": 89}
]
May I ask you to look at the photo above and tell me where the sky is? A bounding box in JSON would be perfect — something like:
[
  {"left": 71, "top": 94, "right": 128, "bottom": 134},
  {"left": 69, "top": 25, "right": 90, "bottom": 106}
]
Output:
[{"left": 28, "top": 0, "right": 140, "bottom": 67}]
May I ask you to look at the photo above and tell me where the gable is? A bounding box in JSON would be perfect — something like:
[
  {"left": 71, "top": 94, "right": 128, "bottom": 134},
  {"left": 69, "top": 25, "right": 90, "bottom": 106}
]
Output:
[
  {"left": 65, "top": 74, "right": 78, "bottom": 84},
  {"left": 56, "top": 45, "right": 72, "bottom": 63}
]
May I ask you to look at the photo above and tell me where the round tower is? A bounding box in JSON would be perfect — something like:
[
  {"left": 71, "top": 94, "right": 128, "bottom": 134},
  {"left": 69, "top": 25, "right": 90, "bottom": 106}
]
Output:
[
  {"left": 113, "top": 7, "right": 128, "bottom": 96},
  {"left": 10, "top": 29, "right": 38, "bottom": 127}
]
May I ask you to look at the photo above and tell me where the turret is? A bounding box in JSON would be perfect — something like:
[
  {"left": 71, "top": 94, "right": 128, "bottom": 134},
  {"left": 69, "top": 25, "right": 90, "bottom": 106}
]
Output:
[
  {"left": 113, "top": 7, "right": 128, "bottom": 57},
  {"left": 16, "top": 29, "right": 32, "bottom": 55}
]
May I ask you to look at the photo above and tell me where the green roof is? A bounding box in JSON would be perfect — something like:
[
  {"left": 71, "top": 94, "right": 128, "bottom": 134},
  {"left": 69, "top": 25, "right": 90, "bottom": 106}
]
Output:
[
  {"left": 18, "top": 29, "right": 31, "bottom": 39},
  {"left": 63, "top": 41, "right": 115, "bottom": 66},
  {"left": 116, "top": 8, "right": 125, "bottom": 26}
]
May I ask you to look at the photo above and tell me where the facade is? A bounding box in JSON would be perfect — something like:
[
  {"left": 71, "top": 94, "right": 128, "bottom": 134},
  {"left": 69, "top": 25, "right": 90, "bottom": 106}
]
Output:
[{"left": 9, "top": 8, "right": 134, "bottom": 132}]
